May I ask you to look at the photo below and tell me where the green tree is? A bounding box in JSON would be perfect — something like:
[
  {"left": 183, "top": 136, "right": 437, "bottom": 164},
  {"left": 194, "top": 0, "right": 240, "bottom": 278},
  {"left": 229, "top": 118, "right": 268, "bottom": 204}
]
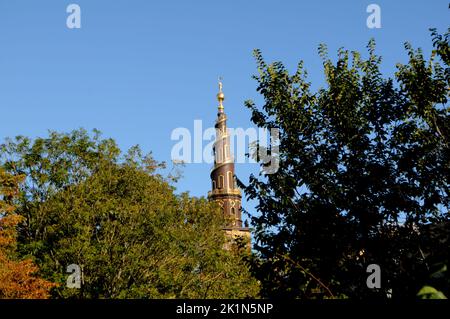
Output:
[
  {"left": 0, "top": 129, "right": 259, "bottom": 298},
  {"left": 239, "top": 29, "right": 449, "bottom": 299}
]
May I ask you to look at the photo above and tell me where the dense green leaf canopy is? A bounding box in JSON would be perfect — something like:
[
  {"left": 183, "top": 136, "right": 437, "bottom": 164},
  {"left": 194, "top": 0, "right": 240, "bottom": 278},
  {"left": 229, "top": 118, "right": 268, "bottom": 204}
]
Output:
[
  {"left": 1, "top": 129, "right": 259, "bottom": 298},
  {"left": 240, "top": 29, "right": 449, "bottom": 299}
]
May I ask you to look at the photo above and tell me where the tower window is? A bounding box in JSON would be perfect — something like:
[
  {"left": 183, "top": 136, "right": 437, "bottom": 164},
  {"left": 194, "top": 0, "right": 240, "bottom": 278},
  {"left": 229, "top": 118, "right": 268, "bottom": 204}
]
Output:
[
  {"left": 231, "top": 208, "right": 236, "bottom": 226},
  {"left": 219, "top": 175, "right": 224, "bottom": 189},
  {"left": 218, "top": 148, "right": 223, "bottom": 163},
  {"left": 227, "top": 171, "right": 233, "bottom": 189}
]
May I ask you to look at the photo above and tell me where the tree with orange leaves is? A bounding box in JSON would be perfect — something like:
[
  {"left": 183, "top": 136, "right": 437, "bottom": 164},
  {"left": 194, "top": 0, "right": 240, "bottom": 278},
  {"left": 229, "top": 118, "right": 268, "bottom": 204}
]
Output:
[{"left": 0, "top": 168, "right": 56, "bottom": 299}]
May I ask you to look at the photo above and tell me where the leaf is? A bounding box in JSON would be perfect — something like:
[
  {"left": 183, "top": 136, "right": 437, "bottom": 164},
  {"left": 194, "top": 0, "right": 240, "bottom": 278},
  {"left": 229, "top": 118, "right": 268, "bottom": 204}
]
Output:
[{"left": 417, "top": 286, "right": 447, "bottom": 299}]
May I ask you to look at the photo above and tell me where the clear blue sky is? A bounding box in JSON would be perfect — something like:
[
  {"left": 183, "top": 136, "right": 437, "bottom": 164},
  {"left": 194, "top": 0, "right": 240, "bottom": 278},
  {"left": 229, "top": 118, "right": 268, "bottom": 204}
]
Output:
[{"left": 0, "top": 1, "right": 448, "bottom": 217}]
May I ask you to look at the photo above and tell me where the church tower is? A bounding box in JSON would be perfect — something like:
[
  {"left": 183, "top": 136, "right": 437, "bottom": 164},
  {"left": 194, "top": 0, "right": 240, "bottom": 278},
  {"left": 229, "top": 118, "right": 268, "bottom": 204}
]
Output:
[{"left": 208, "top": 80, "right": 250, "bottom": 246}]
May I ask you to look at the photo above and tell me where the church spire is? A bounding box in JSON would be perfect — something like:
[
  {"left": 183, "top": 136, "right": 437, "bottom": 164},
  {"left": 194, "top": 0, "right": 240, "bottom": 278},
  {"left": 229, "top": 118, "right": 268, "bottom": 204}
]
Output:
[{"left": 208, "top": 79, "right": 250, "bottom": 246}]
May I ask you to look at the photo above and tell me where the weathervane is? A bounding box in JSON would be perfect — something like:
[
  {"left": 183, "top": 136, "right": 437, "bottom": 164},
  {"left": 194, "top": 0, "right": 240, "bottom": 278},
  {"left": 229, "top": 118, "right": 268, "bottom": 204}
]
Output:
[{"left": 218, "top": 76, "right": 223, "bottom": 92}]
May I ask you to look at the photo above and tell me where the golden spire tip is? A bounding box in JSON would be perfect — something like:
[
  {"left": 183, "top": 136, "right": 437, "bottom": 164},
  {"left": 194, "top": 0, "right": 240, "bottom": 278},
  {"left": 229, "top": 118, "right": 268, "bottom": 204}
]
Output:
[{"left": 217, "top": 77, "right": 225, "bottom": 110}]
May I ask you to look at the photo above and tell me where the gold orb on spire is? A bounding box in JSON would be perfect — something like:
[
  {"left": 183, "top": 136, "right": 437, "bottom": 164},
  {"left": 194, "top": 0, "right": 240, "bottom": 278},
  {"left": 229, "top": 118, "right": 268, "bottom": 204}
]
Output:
[{"left": 217, "top": 77, "right": 225, "bottom": 110}]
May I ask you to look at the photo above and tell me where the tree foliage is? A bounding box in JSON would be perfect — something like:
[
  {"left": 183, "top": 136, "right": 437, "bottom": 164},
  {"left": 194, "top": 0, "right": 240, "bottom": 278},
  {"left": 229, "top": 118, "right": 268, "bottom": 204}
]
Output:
[
  {"left": 0, "top": 129, "right": 259, "bottom": 298},
  {"left": 240, "top": 29, "right": 449, "bottom": 299}
]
